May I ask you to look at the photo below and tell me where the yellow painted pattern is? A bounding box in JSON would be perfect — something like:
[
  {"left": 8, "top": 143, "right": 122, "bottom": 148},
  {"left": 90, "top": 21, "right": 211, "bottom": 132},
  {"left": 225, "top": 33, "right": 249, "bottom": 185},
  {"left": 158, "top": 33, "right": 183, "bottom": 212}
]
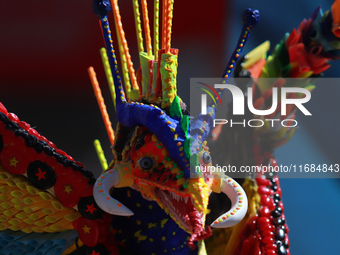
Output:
[{"left": 0, "top": 162, "right": 80, "bottom": 233}]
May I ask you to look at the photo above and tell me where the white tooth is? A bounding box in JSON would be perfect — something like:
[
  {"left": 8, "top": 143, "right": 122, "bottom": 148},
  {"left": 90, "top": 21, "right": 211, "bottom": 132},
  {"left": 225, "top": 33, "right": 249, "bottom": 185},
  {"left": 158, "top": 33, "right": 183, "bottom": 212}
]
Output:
[
  {"left": 191, "top": 197, "right": 194, "bottom": 204},
  {"left": 184, "top": 197, "right": 188, "bottom": 204}
]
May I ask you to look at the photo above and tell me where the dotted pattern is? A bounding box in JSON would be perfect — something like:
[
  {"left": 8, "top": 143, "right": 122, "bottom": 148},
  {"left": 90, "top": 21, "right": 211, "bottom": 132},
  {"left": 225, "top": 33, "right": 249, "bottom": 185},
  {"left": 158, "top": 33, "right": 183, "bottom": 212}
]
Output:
[
  {"left": 210, "top": 176, "right": 247, "bottom": 227},
  {"left": 208, "top": 10, "right": 259, "bottom": 109},
  {"left": 95, "top": 170, "right": 123, "bottom": 210},
  {"left": 100, "top": 17, "right": 127, "bottom": 105}
]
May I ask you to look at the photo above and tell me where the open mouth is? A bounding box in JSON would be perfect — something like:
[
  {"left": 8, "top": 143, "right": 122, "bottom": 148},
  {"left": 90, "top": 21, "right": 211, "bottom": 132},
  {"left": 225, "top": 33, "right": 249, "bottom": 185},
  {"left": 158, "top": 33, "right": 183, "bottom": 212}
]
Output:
[{"left": 153, "top": 188, "right": 212, "bottom": 248}]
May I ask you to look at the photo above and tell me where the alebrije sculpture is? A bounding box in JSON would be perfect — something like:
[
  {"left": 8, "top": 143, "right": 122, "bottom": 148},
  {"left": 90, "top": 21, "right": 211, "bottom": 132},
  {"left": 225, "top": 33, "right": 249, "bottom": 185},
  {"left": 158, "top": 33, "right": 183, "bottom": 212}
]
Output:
[{"left": 0, "top": 0, "right": 340, "bottom": 255}]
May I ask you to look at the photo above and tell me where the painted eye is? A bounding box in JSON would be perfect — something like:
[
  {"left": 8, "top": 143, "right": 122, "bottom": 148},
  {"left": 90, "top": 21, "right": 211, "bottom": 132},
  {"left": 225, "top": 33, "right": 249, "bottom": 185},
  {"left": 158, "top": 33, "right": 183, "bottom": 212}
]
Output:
[
  {"left": 199, "top": 152, "right": 212, "bottom": 165},
  {"left": 138, "top": 157, "right": 154, "bottom": 170}
]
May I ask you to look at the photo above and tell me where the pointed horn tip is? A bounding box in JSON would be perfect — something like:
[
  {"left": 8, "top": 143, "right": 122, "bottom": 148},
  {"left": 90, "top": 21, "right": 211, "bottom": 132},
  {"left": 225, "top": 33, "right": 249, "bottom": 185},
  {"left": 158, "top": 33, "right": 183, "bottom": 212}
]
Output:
[
  {"left": 93, "top": 170, "right": 134, "bottom": 216},
  {"left": 242, "top": 9, "right": 260, "bottom": 27},
  {"left": 93, "top": 0, "right": 111, "bottom": 18}
]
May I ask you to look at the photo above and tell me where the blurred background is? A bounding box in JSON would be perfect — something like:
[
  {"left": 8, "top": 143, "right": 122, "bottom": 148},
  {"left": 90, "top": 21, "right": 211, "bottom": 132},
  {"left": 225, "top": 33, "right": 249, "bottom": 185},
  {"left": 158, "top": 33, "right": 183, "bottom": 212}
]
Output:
[{"left": 0, "top": 0, "right": 339, "bottom": 254}]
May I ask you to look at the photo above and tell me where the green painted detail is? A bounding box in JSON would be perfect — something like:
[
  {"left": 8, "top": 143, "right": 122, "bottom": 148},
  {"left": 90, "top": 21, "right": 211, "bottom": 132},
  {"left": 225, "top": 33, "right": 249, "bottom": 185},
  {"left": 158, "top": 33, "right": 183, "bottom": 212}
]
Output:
[
  {"left": 180, "top": 116, "right": 189, "bottom": 136},
  {"left": 236, "top": 189, "right": 241, "bottom": 192},
  {"left": 239, "top": 197, "right": 243, "bottom": 200},
  {"left": 176, "top": 171, "right": 184, "bottom": 179},
  {"left": 233, "top": 210, "right": 237, "bottom": 213},
  {"left": 182, "top": 182, "right": 188, "bottom": 189},
  {"left": 238, "top": 204, "right": 243, "bottom": 207},
  {"left": 227, "top": 214, "right": 231, "bottom": 217},
  {"left": 170, "top": 163, "right": 177, "bottom": 170},
  {"left": 140, "top": 52, "right": 155, "bottom": 96},
  {"left": 190, "top": 153, "right": 199, "bottom": 171},
  {"left": 184, "top": 138, "right": 192, "bottom": 160},
  {"left": 102, "top": 193, "right": 107, "bottom": 197},
  {"left": 162, "top": 157, "right": 172, "bottom": 164},
  {"left": 156, "top": 141, "right": 163, "bottom": 149},
  {"left": 169, "top": 95, "right": 183, "bottom": 119},
  {"left": 219, "top": 218, "right": 223, "bottom": 222}
]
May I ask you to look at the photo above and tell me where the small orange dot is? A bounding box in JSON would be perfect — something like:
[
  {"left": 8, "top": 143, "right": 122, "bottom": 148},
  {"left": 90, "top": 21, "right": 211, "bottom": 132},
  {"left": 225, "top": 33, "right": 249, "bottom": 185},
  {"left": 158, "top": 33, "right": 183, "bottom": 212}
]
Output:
[
  {"left": 222, "top": 216, "right": 227, "bottom": 220},
  {"left": 214, "top": 221, "right": 219, "bottom": 224},
  {"left": 123, "top": 167, "right": 128, "bottom": 171},
  {"left": 239, "top": 201, "right": 243, "bottom": 203},
  {"left": 117, "top": 203, "right": 122, "bottom": 207},
  {"left": 101, "top": 176, "right": 105, "bottom": 179},
  {"left": 106, "top": 197, "right": 110, "bottom": 200},
  {"left": 99, "top": 190, "right": 104, "bottom": 193},
  {"left": 231, "top": 212, "right": 235, "bottom": 215},
  {"left": 238, "top": 192, "right": 242, "bottom": 195},
  {"left": 125, "top": 174, "right": 130, "bottom": 178},
  {"left": 228, "top": 179, "right": 232, "bottom": 182},
  {"left": 98, "top": 183, "right": 102, "bottom": 186},
  {"left": 109, "top": 171, "right": 113, "bottom": 174},
  {"left": 236, "top": 207, "right": 240, "bottom": 210}
]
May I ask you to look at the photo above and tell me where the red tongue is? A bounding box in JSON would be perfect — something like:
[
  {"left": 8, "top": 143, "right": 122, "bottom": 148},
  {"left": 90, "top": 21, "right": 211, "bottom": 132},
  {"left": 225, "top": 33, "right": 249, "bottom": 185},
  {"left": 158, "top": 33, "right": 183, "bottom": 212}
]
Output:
[{"left": 187, "top": 211, "right": 212, "bottom": 249}]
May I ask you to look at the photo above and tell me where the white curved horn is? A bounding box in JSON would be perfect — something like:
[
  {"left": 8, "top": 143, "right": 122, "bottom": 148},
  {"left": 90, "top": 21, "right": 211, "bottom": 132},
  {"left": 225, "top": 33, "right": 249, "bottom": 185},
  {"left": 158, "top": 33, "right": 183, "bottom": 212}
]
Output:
[
  {"left": 210, "top": 176, "right": 248, "bottom": 228},
  {"left": 93, "top": 170, "right": 134, "bottom": 216}
]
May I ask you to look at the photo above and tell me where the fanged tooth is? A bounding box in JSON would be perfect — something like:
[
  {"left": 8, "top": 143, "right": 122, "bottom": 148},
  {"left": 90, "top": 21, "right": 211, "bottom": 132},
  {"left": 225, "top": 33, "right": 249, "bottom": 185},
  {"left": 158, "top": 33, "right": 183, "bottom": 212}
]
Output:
[
  {"left": 191, "top": 197, "right": 194, "bottom": 204},
  {"left": 184, "top": 197, "right": 188, "bottom": 204}
]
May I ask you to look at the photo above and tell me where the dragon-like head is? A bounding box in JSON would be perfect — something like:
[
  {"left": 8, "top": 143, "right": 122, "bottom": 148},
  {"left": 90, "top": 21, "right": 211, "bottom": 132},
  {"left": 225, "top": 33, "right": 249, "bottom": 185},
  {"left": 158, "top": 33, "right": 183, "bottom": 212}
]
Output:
[{"left": 91, "top": 0, "right": 259, "bottom": 246}]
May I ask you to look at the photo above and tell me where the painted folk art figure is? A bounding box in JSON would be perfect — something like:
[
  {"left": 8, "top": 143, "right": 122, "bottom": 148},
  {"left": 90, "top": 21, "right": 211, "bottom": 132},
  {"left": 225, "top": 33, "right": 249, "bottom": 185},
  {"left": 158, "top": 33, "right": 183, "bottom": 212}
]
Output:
[{"left": 0, "top": 0, "right": 340, "bottom": 254}]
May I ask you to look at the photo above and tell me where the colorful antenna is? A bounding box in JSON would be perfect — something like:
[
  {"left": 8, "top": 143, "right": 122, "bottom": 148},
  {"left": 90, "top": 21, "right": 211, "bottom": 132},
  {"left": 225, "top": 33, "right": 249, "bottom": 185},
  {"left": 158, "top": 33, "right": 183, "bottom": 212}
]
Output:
[
  {"left": 154, "top": 0, "right": 160, "bottom": 59},
  {"left": 94, "top": 139, "right": 109, "bottom": 172},
  {"left": 88, "top": 67, "right": 115, "bottom": 146},
  {"left": 112, "top": 14, "right": 132, "bottom": 97},
  {"left": 141, "top": 0, "right": 153, "bottom": 56},
  {"left": 165, "top": 0, "right": 174, "bottom": 53},
  {"left": 100, "top": 47, "right": 116, "bottom": 110},
  {"left": 207, "top": 9, "right": 260, "bottom": 108},
  {"left": 162, "top": 0, "right": 167, "bottom": 48},
  {"left": 132, "top": 0, "right": 144, "bottom": 54},
  {"left": 111, "top": 0, "right": 139, "bottom": 92}
]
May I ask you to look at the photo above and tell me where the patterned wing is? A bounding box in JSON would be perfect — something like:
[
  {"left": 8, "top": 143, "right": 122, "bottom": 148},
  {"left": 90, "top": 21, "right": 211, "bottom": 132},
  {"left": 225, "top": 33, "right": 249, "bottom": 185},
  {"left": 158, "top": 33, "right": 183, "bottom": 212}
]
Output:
[{"left": 0, "top": 102, "right": 117, "bottom": 255}]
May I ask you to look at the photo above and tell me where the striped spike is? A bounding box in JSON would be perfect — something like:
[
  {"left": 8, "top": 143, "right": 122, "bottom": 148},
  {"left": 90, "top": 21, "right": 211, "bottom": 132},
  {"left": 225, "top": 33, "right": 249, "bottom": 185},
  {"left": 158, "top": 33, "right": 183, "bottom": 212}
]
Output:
[
  {"left": 141, "top": 0, "right": 153, "bottom": 56},
  {"left": 207, "top": 8, "right": 260, "bottom": 109},
  {"left": 165, "top": 0, "right": 174, "bottom": 53},
  {"left": 154, "top": 0, "right": 160, "bottom": 59},
  {"left": 88, "top": 66, "right": 115, "bottom": 146},
  {"left": 100, "top": 47, "right": 117, "bottom": 109},
  {"left": 132, "top": 0, "right": 144, "bottom": 54},
  {"left": 94, "top": 139, "right": 109, "bottom": 172},
  {"left": 111, "top": 0, "right": 139, "bottom": 92}
]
